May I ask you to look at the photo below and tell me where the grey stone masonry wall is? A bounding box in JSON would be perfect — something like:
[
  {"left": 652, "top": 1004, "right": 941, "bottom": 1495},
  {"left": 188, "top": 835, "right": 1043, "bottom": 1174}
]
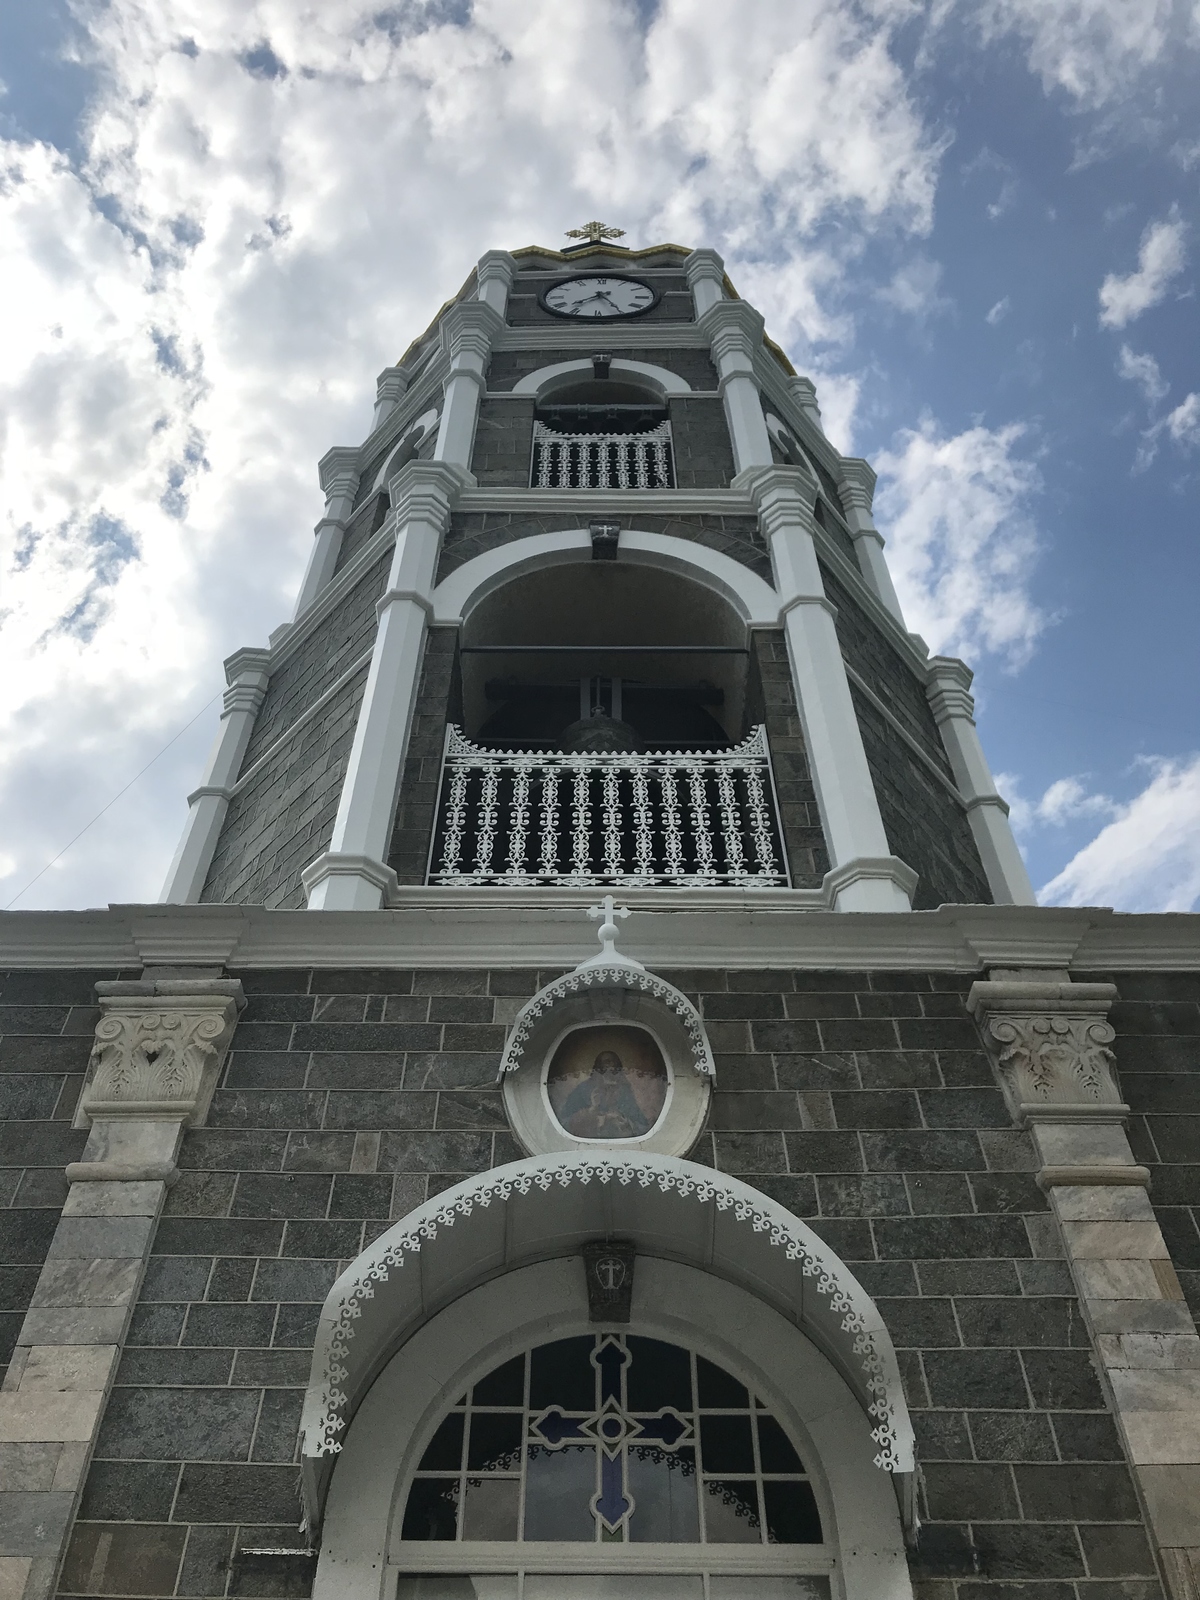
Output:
[
  {"left": 507, "top": 274, "right": 695, "bottom": 326},
  {"left": 0, "top": 972, "right": 119, "bottom": 1386},
  {"left": 819, "top": 563, "right": 992, "bottom": 908},
  {"left": 239, "top": 553, "right": 389, "bottom": 773},
  {"left": 330, "top": 491, "right": 389, "bottom": 577},
  {"left": 386, "top": 628, "right": 460, "bottom": 886},
  {"left": 1084, "top": 971, "right": 1200, "bottom": 1333},
  {"left": 668, "top": 397, "right": 736, "bottom": 488},
  {"left": 436, "top": 511, "right": 770, "bottom": 586},
  {"left": 469, "top": 398, "right": 534, "bottom": 487},
  {"left": 52, "top": 963, "right": 1165, "bottom": 1600},
  {"left": 746, "top": 631, "right": 830, "bottom": 887},
  {"left": 199, "top": 667, "right": 368, "bottom": 908},
  {"left": 486, "top": 348, "right": 719, "bottom": 393}
]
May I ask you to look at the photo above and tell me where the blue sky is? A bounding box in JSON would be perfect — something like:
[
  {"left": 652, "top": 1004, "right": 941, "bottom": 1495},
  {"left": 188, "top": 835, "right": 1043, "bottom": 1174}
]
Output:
[{"left": 0, "top": 0, "right": 1197, "bottom": 913}]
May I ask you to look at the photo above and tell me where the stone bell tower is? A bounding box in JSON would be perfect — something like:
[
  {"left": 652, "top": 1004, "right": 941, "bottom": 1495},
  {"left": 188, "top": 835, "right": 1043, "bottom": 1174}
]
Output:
[{"left": 160, "top": 226, "right": 1032, "bottom": 916}]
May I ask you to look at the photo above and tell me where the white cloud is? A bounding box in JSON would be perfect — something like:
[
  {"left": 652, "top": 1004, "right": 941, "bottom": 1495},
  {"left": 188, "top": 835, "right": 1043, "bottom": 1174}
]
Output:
[
  {"left": 878, "top": 255, "right": 950, "bottom": 317},
  {"left": 0, "top": 0, "right": 946, "bottom": 907},
  {"left": 1098, "top": 211, "right": 1187, "bottom": 328},
  {"left": 1116, "top": 343, "right": 1168, "bottom": 402},
  {"left": 973, "top": 0, "right": 1184, "bottom": 107},
  {"left": 1040, "top": 755, "right": 1200, "bottom": 912},
  {"left": 873, "top": 418, "right": 1050, "bottom": 666},
  {"left": 985, "top": 296, "right": 1010, "bottom": 325},
  {"left": 998, "top": 771, "right": 1116, "bottom": 835},
  {"left": 1164, "top": 391, "right": 1200, "bottom": 446}
]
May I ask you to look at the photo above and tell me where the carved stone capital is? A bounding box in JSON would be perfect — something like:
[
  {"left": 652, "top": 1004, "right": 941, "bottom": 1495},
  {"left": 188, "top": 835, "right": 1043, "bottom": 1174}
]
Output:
[
  {"left": 968, "top": 979, "right": 1123, "bottom": 1125},
  {"left": 79, "top": 979, "right": 245, "bottom": 1128}
]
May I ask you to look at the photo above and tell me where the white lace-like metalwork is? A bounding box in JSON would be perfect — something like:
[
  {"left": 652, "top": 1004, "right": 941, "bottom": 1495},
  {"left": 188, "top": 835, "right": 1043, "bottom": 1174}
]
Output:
[
  {"left": 310, "top": 1154, "right": 907, "bottom": 1474},
  {"left": 429, "top": 726, "right": 786, "bottom": 887},
  {"left": 531, "top": 420, "right": 674, "bottom": 489}
]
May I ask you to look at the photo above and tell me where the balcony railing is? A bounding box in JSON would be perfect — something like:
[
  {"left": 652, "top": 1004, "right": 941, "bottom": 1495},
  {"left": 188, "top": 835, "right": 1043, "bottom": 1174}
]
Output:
[
  {"left": 531, "top": 420, "right": 674, "bottom": 490},
  {"left": 428, "top": 726, "right": 787, "bottom": 888}
]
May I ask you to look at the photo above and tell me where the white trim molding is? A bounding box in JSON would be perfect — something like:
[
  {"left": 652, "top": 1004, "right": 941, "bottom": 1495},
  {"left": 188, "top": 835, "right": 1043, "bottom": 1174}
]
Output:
[
  {"left": 510, "top": 357, "right": 694, "bottom": 398},
  {"left": 299, "top": 1150, "right": 915, "bottom": 1529}
]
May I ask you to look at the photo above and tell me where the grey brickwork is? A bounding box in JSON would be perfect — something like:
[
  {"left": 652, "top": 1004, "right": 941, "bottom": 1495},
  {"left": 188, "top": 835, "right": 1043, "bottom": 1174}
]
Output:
[
  {"left": 821, "top": 565, "right": 992, "bottom": 908},
  {"left": 436, "top": 510, "right": 770, "bottom": 586},
  {"left": 506, "top": 274, "right": 695, "bottom": 326},
  {"left": 1088, "top": 971, "right": 1200, "bottom": 1333},
  {"left": 0, "top": 974, "right": 113, "bottom": 1387},
  {"left": 330, "top": 491, "right": 389, "bottom": 576},
  {"left": 386, "top": 628, "right": 459, "bottom": 886},
  {"left": 468, "top": 398, "right": 535, "bottom": 486},
  {"left": 239, "top": 554, "right": 389, "bottom": 773},
  {"left": 747, "top": 630, "right": 830, "bottom": 888},
  {"left": 486, "top": 347, "right": 719, "bottom": 393},
  {"left": 199, "top": 667, "right": 368, "bottom": 908},
  {"left": 668, "top": 397, "right": 736, "bottom": 488},
  {"left": 44, "top": 962, "right": 1170, "bottom": 1600}
]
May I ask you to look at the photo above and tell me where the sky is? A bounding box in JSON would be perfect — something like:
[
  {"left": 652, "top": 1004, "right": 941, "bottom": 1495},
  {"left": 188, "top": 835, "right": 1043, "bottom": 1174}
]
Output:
[{"left": 0, "top": 0, "right": 1198, "bottom": 915}]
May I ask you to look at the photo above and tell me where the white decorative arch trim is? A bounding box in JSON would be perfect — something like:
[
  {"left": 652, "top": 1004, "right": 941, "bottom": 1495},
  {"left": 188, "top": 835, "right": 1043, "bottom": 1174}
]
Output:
[
  {"left": 510, "top": 357, "right": 694, "bottom": 397},
  {"left": 300, "top": 1151, "right": 914, "bottom": 1527},
  {"left": 431, "top": 528, "right": 780, "bottom": 626}
]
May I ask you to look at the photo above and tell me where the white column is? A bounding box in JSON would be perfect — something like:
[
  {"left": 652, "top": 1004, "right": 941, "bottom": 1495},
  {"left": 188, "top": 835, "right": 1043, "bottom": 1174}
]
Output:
[
  {"left": 433, "top": 300, "right": 503, "bottom": 470},
  {"left": 747, "top": 467, "right": 916, "bottom": 912},
  {"left": 836, "top": 459, "right": 906, "bottom": 625},
  {"left": 372, "top": 366, "right": 410, "bottom": 433},
  {"left": 475, "top": 249, "right": 517, "bottom": 318},
  {"left": 927, "top": 657, "right": 1037, "bottom": 906},
  {"left": 293, "top": 447, "right": 361, "bottom": 620},
  {"left": 159, "top": 649, "right": 271, "bottom": 903},
  {"left": 788, "top": 376, "right": 825, "bottom": 434},
  {"left": 303, "top": 461, "right": 469, "bottom": 911},
  {"left": 699, "top": 300, "right": 774, "bottom": 475},
  {"left": 684, "top": 247, "right": 726, "bottom": 317}
]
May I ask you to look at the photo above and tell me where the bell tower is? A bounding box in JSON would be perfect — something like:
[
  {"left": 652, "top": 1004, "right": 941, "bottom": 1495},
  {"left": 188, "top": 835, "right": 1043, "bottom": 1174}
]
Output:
[{"left": 161, "top": 230, "right": 1033, "bottom": 915}]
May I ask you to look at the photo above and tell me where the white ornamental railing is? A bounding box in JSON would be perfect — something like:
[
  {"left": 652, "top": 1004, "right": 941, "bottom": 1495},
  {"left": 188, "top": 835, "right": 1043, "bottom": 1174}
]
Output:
[
  {"left": 531, "top": 420, "right": 674, "bottom": 489},
  {"left": 429, "top": 725, "right": 787, "bottom": 887}
]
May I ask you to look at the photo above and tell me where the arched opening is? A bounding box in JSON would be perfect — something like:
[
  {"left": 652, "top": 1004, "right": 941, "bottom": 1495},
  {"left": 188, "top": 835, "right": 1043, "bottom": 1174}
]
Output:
[
  {"left": 532, "top": 371, "right": 674, "bottom": 489},
  {"left": 459, "top": 562, "right": 748, "bottom": 752}
]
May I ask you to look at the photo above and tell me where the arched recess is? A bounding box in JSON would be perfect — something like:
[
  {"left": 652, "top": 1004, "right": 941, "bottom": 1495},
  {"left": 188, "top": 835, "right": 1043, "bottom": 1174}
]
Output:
[
  {"left": 300, "top": 1153, "right": 915, "bottom": 1546},
  {"left": 432, "top": 529, "right": 781, "bottom": 629},
  {"left": 511, "top": 357, "right": 694, "bottom": 399},
  {"left": 309, "top": 1258, "right": 915, "bottom": 1600}
]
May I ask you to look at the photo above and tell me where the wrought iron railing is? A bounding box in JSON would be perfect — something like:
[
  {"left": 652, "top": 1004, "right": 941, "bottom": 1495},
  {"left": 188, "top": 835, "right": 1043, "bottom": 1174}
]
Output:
[
  {"left": 531, "top": 420, "right": 674, "bottom": 489},
  {"left": 428, "top": 726, "right": 787, "bottom": 887}
]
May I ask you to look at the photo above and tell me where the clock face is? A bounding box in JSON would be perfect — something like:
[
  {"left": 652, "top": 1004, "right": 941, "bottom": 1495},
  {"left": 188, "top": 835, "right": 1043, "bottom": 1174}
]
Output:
[{"left": 541, "top": 276, "right": 658, "bottom": 319}]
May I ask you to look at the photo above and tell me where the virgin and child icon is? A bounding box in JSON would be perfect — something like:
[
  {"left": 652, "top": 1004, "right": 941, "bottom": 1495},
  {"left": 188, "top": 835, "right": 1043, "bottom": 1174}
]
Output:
[{"left": 545, "top": 1024, "right": 669, "bottom": 1140}]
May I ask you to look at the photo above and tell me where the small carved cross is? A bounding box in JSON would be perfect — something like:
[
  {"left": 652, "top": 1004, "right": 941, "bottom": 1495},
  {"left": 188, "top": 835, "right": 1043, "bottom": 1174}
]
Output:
[
  {"left": 587, "top": 894, "right": 631, "bottom": 960},
  {"left": 566, "top": 221, "right": 626, "bottom": 243}
]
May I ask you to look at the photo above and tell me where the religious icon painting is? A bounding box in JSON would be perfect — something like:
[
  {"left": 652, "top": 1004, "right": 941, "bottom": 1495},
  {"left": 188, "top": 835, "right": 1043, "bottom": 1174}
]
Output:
[{"left": 545, "top": 1025, "right": 669, "bottom": 1141}]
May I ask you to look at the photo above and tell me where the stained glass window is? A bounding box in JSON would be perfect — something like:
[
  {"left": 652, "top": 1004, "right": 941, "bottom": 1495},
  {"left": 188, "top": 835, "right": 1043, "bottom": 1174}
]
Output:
[{"left": 400, "top": 1334, "right": 822, "bottom": 1545}]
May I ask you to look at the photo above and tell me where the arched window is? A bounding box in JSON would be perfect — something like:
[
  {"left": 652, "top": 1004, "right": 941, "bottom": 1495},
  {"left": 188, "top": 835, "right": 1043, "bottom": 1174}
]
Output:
[{"left": 400, "top": 1333, "right": 822, "bottom": 1548}]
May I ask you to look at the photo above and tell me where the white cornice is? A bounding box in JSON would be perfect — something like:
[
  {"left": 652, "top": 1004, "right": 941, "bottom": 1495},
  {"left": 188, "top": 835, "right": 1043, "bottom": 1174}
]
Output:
[
  {"left": 455, "top": 487, "right": 758, "bottom": 516},
  {"left": 0, "top": 899, "right": 1196, "bottom": 973},
  {"left": 492, "top": 326, "right": 712, "bottom": 352}
]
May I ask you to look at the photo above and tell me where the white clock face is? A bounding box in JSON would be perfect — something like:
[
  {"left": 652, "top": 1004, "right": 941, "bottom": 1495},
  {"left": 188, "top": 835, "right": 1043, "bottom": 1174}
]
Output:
[{"left": 543, "top": 276, "right": 656, "bottom": 318}]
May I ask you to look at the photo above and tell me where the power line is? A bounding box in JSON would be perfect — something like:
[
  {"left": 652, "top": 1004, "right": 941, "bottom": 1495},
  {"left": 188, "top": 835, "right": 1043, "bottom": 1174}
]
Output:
[{"left": 4, "top": 693, "right": 221, "bottom": 911}]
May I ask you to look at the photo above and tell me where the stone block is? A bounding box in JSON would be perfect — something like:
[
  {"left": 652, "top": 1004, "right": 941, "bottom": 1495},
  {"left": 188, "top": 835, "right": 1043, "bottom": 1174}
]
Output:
[
  {"left": 153, "top": 1218, "right": 284, "bottom": 1257},
  {"left": 62, "top": 1181, "right": 163, "bottom": 1219},
  {"left": 1021, "top": 1348, "right": 1106, "bottom": 1409},
  {"left": 1012, "top": 1461, "right": 1141, "bottom": 1521},
  {"left": 1062, "top": 1220, "right": 1169, "bottom": 1260},
  {"left": 923, "top": 1349, "right": 1027, "bottom": 1408},
  {"left": 173, "top": 1462, "right": 302, "bottom": 1523},
  {"left": 59, "top": 1520, "right": 186, "bottom": 1596},
  {"left": 251, "top": 1388, "right": 303, "bottom": 1462},
  {"left": 118, "top": 1348, "right": 233, "bottom": 1387},
  {"left": 955, "top": 1297, "right": 1083, "bottom": 1349},
  {"left": 874, "top": 1214, "right": 1030, "bottom": 1260},
  {"left": 1078, "top": 1523, "right": 1158, "bottom": 1578},
  {"left": 860, "top": 1130, "right": 986, "bottom": 1172},
  {"left": 78, "top": 1459, "right": 180, "bottom": 1521},
  {"left": 231, "top": 1173, "right": 333, "bottom": 1218},
  {"left": 1050, "top": 1411, "right": 1124, "bottom": 1461},
  {"left": 918, "top": 1259, "right": 1020, "bottom": 1295},
  {"left": 0, "top": 1389, "right": 104, "bottom": 1442},
  {"left": 1033, "top": 1121, "right": 1136, "bottom": 1169},
  {"left": 921, "top": 1461, "right": 1018, "bottom": 1520},
  {"left": 47, "top": 1217, "right": 155, "bottom": 1262},
  {"left": 1137, "top": 1462, "right": 1200, "bottom": 1543},
  {"left": 0, "top": 1442, "right": 60, "bottom": 1491},
  {"left": 96, "top": 1387, "right": 259, "bottom": 1460},
  {"left": 307, "top": 1053, "right": 407, "bottom": 1089},
  {"left": 816, "top": 1173, "right": 908, "bottom": 1217},
  {"left": 183, "top": 1303, "right": 277, "bottom": 1347},
  {"left": 970, "top": 1523, "right": 1085, "bottom": 1578},
  {"left": 17, "top": 1344, "right": 117, "bottom": 1392},
  {"left": 18, "top": 1307, "right": 127, "bottom": 1347},
  {"left": 231, "top": 1350, "right": 310, "bottom": 1386},
  {"left": 125, "top": 1303, "right": 186, "bottom": 1346},
  {"left": 0, "top": 1490, "right": 74, "bottom": 1558},
  {"left": 0, "top": 1214, "right": 59, "bottom": 1269},
  {"left": 1075, "top": 1258, "right": 1163, "bottom": 1300},
  {"left": 1053, "top": 1184, "right": 1158, "bottom": 1223},
  {"left": 967, "top": 1410, "right": 1057, "bottom": 1462},
  {"left": 1088, "top": 1298, "right": 1196, "bottom": 1335},
  {"left": 876, "top": 1297, "right": 960, "bottom": 1347},
  {"left": 30, "top": 1259, "right": 141, "bottom": 1309},
  {"left": 251, "top": 1259, "right": 337, "bottom": 1304}
]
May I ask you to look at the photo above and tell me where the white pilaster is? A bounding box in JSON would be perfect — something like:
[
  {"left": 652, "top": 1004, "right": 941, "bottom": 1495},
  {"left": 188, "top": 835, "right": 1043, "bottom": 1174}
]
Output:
[
  {"left": 159, "top": 649, "right": 271, "bottom": 904},
  {"left": 475, "top": 249, "right": 517, "bottom": 318},
  {"left": 293, "top": 447, "right": 361, "bottom": 620},
  {"left": 836, "top": 459, "right": 906, "bottom": 625},
  {"left": 699, "top": 300, "right": 774, "bottom": 475},
  {"left": 927, "top": 657, "right": 1037, "bottom": 906},
  {"left": 684, "top": 247, "right": 726, "bottom": 318},
  {"left": 303, "top": 461, "right": 469, "bottom": 911},
  {"left": 433, "top": 300, "right": 504, "bottom": 470},
  {"left": 788, "top": 376, "right": 826, "bottom": 434},
  {"left": 372, "top": 366, "right": 410, "bottom": 433},
  {"left": 745, "top": 466, "right": 914, "bottom": 912}
]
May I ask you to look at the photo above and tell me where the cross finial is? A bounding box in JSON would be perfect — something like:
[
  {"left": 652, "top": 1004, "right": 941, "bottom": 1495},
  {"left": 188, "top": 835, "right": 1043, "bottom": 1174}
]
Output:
[
  {"left": 566, "top": 221, "right": 626, "bottom": 244},
  {"left": 587, "top": 894, "right": 631, "bottom": 961}
]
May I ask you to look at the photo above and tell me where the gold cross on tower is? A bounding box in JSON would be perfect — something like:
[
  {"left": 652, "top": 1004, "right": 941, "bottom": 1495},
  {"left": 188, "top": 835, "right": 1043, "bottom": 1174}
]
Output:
[{"left": 565, "top": 221, "right": 626, "bottom": 243}]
